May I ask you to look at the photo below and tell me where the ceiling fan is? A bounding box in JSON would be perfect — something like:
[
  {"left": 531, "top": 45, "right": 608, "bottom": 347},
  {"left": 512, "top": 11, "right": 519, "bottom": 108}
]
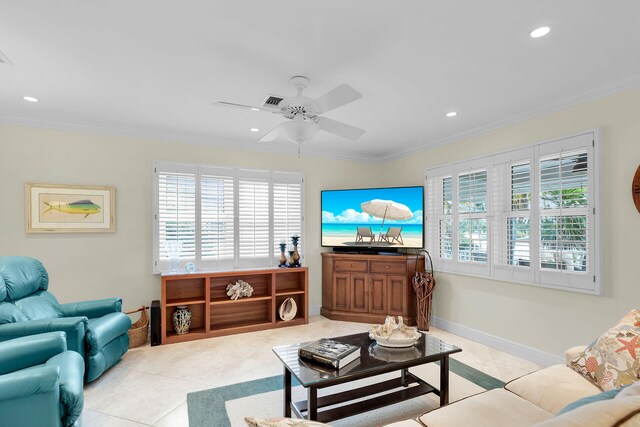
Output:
[{"left": 214, "top": 76, "right": 365, "bottom": 146}]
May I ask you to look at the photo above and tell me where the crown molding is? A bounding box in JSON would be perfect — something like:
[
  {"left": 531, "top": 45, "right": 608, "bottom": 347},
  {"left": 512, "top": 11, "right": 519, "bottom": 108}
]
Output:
[
  {"left": 3, "top": 71, "right": 640, "bottom": 165},
  {"left": 378, "top": 72, "right": 640, "bottom": 163},
  {"left": 0, "top": 114, "right": 382, "bottom": 164}
]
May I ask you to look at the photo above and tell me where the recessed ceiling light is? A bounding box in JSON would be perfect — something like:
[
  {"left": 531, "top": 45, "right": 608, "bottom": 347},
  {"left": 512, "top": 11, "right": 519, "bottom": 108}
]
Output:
[
  {"left": 250, "top": 128, "right": 260, "bottom": 132},
  {"left": 446, "top": 112, "right": 457, "bottom": 118},
  {"left": 530, "top": 26, "right": 551, "bottom": 38},
  {"left": 23, "top": 96, "right": 39, "bottom": 102},
  {"left": 250, "top": 107, "right": 260, "bottom": 112}
]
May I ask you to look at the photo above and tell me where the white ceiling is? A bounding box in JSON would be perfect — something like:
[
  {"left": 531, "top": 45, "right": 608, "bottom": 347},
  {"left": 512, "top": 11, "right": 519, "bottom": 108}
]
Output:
[{"left": 2, "top": 1, "right": 640, "bottom": 162}]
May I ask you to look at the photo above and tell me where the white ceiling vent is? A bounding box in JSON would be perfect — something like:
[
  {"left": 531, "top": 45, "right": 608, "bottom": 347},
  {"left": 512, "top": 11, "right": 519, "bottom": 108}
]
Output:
[
  {"left": 0, "top": 50, "right": 13, "bottom": 65},
  {"left": 261, "top": 94, "right": 284, "bottom": 109}
]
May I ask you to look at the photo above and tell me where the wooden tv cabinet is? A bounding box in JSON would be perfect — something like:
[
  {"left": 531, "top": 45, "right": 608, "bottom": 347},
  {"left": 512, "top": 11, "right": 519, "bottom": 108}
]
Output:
[
  {"left": 321, "top": 253, "right": 424, "bottom": 325},
  {"left": 160, "top": 267, "right": 308, "bottom": 344}
]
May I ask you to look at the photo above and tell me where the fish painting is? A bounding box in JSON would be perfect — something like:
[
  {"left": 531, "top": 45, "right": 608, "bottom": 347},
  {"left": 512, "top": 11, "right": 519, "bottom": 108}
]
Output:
[{"left": 42, "top": 200, "right": 102, "bottom": 218}]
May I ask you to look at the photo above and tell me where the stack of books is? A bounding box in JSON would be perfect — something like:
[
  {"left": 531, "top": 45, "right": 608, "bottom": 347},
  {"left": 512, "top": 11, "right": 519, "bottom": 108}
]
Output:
[{"left": 298, "top": 339, "right": 360, "bottom": 369}]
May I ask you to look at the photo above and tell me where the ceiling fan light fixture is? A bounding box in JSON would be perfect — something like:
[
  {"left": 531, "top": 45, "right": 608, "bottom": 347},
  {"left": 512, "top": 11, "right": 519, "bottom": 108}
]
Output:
[
  {"left": 530, "top": 26, "right": 551, "bottom": 38},
  {"left": 281, "top": 120, "right": 320, "bottom": 143}
]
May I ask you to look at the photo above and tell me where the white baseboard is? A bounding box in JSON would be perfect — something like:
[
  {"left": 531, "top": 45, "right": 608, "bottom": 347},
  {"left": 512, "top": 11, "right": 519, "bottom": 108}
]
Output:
[
  {"left": 309, "top": 305, "right": 321, "bottom": 316},
  {"left": 431, "top": 316, "right": 563, "bottom": 367}
]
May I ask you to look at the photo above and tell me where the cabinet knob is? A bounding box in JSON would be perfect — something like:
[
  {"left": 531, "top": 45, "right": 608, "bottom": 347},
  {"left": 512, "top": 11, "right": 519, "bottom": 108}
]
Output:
[{"left": 385, "top": 265, "right": 390, "bottom": 269}]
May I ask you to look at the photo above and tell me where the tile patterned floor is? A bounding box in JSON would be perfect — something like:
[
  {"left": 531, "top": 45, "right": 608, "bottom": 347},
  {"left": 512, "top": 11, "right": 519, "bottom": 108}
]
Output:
[{"left": 82, "top": 316, "right": 541, "bottom": 426}]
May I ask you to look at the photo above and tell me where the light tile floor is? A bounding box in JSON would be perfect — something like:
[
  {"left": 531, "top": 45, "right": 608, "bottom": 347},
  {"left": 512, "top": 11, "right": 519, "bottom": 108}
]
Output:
[{"left": 82, "top": 316, "right": 541, "bottom": 426}]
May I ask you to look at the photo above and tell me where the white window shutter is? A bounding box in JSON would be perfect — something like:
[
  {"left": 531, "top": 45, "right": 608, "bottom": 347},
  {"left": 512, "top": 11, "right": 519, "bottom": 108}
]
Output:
[
  {"left": 200, "top": 167, "right": 235, "bottom": 267},
  {"left": 538, "top": 133, "right": 594, "bottom": 291},
  {"left": 237, "top": 170, "right": 271, "bottom": 267},
  {"left": 154, "top": 162, "right": 197, "bottom": 272},
  {"left": 273, "top": 172, "right": 303, "bottom": 259}
]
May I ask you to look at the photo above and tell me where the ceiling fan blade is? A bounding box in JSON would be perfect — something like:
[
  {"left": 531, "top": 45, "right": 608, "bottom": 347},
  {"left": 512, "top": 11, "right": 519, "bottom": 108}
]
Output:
[
  {"left": 317, "top": 117, "right": 365, "bottom": 141},
  {"left": 213, "top": 101, "right": 278, "bottom": 113},
  {"left": 311, "top": 84, "right": 362, "bottom": 114},
  {"left": 258, "top": 126, "right": 284, "bottom": 142}
]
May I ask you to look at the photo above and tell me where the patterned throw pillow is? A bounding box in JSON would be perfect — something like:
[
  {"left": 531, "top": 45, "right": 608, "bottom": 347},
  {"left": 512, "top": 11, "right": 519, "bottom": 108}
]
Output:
[
  {"left": 569, "top": 309, "right": 640, "bottom": 391},
  {"left": 244, "top": 417, "right": 330, "bottom": 427}
]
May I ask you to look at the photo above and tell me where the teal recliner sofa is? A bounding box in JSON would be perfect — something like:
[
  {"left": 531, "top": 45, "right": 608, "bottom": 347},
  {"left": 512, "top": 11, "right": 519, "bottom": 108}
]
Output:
[
  {"left": 0, "top": 256, "right": 131, "bottom": 382},
  {"left": 0, "top": 331, "right": 84, "bottom": 427}
]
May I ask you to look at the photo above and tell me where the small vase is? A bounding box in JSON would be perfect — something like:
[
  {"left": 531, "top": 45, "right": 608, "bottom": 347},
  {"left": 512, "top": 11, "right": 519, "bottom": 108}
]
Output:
[
  {"left": 278, "top": 243, "right": 287, "bottom": 267},
  {"left": 291, "top": 236, "right": 301, "bottom": 267},
  {"left": 288, "top": 250, "right": 295, "bottom": 268},
  {"left": 293, "top": 246, "right": 300, "bottom": 267},
  {"left": 173, "top": 305, "right": 191, "bottom": 335}
]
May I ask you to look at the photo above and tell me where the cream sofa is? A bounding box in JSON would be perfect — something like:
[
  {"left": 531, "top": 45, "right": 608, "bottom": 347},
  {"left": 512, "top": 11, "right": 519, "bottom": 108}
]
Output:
[{"left": 386, "top": 346, "right": 640, "bottom": 427}]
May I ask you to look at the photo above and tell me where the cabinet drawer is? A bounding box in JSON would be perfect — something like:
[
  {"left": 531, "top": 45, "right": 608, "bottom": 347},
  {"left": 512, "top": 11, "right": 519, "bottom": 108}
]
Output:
[
  {"left": 370, "top": 261, "right": 406, "bottom": 275},
  {"left": 334, "top": 260, "right": 368, "bottom": 272}
]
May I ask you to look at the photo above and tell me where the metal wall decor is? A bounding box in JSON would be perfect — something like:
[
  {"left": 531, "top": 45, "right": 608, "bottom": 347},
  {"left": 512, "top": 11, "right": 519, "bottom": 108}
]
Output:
[{"left": 633, "top": 165, "right": 640, "bottom": 214}]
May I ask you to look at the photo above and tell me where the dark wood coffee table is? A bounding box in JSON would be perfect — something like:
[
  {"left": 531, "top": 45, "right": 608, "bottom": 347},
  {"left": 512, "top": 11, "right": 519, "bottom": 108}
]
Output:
[{"left": 272, "top": 332, "right": 461, "bottom": 423}]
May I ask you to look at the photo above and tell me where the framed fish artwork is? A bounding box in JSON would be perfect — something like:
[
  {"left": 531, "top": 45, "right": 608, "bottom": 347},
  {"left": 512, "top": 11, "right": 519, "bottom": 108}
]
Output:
[{"left": 25, "top": 183, "right": 115, "bottom": 233}]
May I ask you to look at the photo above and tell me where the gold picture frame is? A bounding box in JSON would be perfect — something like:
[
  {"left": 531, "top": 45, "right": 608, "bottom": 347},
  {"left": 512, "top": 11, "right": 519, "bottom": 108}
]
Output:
[{"left": 25, "top": 183, "right": 115, "bottom": 233}]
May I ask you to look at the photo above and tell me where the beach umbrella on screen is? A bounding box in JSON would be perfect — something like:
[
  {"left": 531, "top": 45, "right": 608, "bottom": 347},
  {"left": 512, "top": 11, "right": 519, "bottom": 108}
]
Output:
[{"left": 360, "top": 199, "right": 413, "bottom": 239}]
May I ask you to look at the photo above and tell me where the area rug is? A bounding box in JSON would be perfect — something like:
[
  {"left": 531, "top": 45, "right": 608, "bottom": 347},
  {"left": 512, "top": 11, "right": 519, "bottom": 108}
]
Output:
[{"left": 187, "top": 358, "right": 504, "bottom": 427}]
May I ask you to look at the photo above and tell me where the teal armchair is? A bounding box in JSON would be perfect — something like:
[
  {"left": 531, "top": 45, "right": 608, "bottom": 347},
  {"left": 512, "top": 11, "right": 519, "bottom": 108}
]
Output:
[
  {"left": 0, "top": 332, "right": 84, "bottom": 427},
  {"left": 0, "top": 256, "right": 131, "bottom": 382}
]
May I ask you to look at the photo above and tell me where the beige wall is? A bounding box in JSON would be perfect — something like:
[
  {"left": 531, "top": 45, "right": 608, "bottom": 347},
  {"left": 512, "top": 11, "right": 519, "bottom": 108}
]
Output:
[
  {"left": 0, "top": 125, "right": 385, "bottom": 312},
  {"left": 383, "top": 87, "right": 640, "bottom": 357},
  {"left": 2, "top": 86, "right": 639, "bottom": 359}
]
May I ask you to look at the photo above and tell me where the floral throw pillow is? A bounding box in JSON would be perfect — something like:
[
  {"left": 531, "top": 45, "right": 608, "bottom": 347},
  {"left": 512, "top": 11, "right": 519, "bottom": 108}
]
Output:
[{"left": 569, "top": 309, "right": 640, "bottom": 390}]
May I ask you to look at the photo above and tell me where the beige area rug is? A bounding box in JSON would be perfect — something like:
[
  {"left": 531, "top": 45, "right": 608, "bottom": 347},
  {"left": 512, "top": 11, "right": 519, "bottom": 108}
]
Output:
[{"left": 225, "top": 363, "right": 486, "bottom": 426}]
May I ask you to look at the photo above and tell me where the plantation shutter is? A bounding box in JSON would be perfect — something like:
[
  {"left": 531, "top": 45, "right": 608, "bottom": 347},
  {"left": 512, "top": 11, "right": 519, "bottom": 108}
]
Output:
[
  {"left": 454, "top": 158, "right": 490, "bottom": 276},
  {"left": 425, "top": 165, "right": 454, "bottom": 271},
  {"left": 273, "top": 172, "right": 303, "bottom": 258},
  {"left": 537, "top": 134, "right": 594, "bottom": 291},
  {"left": 492, "top": 147, "right": 535, "bottom": 283},
  {"left": 237, "top": 170, "right": 271, "bottom": 267},
  {"left": 200, "top": 166, "right": 235, "bottom": 267},
  {"left": 155, "top": 163, "right": 197, "bottom": 272}
]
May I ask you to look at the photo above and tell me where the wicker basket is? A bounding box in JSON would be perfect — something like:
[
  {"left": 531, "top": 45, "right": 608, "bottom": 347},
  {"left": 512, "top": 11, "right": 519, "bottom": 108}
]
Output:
[{"left": 126, "top": 306, "right": 149, "bottom": 348}]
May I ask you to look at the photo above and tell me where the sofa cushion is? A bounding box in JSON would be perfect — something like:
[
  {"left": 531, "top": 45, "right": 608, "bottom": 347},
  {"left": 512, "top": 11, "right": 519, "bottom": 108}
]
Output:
[
  {"left": 532, "top": 395, "right": 640, "bottom": 427},
  {"left": 419, "top": 389, "right": 552, "bottom": 427},
  {"left": 0, "top": 257, "right": 49, "bottom": 301},
  {"left": 556, "top": 386, "right": 626, "bottom": 415},
  {"left": 244, "top": 417, "right": 330, "bottom": 427},
  {"left": 0, "top": 302, "right": 29, "bottom": 324},
  {"left": 14, "top": 293, "right": 64, "bottom": 320},
  {"left": 617, "top": 379, "right": 640, "bottom": 399},
  {"left": 569, "top": 309, "right": 640, "bottom": 390},
  {"left": 505, "top": 365, "right": 600, "bottom": 414}
]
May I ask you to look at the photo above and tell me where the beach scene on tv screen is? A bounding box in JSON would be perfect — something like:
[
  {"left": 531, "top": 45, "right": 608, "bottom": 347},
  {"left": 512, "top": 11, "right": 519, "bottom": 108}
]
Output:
[{"left": 322, "top": 187, "right": 423, "bottom": 248}]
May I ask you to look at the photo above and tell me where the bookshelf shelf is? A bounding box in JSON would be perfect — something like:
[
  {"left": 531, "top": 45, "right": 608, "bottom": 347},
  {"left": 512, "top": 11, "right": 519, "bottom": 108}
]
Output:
[{"left": 160, "top": 267, "right": 308, "bottom": 344}]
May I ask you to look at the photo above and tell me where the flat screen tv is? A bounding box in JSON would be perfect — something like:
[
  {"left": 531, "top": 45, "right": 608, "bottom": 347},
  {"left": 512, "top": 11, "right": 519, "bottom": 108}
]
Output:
[{"left": 321, "top": 186, "right": 424, "bottom": 250}]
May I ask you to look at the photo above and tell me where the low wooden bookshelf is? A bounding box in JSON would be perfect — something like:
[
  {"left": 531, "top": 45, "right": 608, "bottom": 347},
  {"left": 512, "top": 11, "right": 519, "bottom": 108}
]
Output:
[{"left": 160, "top": 267, "right": 308, "bottom": 344}]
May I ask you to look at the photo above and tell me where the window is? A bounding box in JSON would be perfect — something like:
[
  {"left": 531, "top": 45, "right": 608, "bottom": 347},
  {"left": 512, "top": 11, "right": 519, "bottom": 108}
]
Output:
[
  {"left": 153, "top": 162, "right": 303, "bottom": 273},
  {"left": 426, "top": 131, "right": 601, "bottom": 294}
]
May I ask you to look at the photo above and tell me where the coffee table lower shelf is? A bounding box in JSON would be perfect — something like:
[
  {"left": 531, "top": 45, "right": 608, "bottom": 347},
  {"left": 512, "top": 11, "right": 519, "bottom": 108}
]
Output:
[{"left": 287, "top": 370, "right": 438, "bottom": 424}]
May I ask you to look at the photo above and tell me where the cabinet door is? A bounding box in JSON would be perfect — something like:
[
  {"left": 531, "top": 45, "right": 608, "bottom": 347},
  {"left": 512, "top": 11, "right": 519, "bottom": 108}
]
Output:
[
  {"left": 332, "top": 273, "right": 351, "bottom": 311},
  {"left": 369, "top": 274, "right": 387, "bottom": 314},
  {"left": 387, "top": 275, "right": 408, "bottom": 316},
  {"left": 350, "top": 273, "right": 369, "bottom": 313}
]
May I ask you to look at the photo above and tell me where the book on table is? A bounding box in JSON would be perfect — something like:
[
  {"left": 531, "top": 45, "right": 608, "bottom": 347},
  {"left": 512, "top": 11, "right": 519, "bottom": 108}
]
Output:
[{"left": 298, "top": 339, "right": 360, "bottom": 369}]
